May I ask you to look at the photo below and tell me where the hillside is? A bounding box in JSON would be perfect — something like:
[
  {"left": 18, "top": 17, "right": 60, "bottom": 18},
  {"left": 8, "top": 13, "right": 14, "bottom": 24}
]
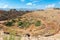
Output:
[
  {"left": 0, "top": 9, "right": 31, "bottom": 21},
  {"left": 0, "top": 8, "right": 60, "bottom": 40},
  {"left": 20, "top": 9, "right": 60, "bottom": 36},
  {"left": 0, "top": 8, "right": 60, "bottom": 36}
]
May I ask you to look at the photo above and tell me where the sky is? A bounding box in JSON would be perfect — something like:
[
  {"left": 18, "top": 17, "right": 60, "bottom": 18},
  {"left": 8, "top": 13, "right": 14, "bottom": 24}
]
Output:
[{"left": 0, "top": 0, "right": 60, "bottom": 9}]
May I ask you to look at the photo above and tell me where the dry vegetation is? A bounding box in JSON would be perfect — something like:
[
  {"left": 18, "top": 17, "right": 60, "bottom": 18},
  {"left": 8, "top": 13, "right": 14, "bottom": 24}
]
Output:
[{"left": 0, "top": 8, "right": 60, "bottom": 38}]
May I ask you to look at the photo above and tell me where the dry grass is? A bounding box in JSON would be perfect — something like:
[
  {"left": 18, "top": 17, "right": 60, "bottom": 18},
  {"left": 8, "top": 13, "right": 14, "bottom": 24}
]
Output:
[{"left": 0, "top": 9, "right": 60, "bottom": 37}]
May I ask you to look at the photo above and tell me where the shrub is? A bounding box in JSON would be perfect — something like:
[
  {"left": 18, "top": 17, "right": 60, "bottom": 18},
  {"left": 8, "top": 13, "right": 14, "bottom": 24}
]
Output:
[
  {"left": 18, "top": 21, "right": 23, "bottom": 26},
  {"left": 18, "top": 21, "right": 30, "bottom": 29},
  {"left": 22, "top": 21, "right": 30, "bottom": 28},
  {"left": 18, "top": 18, "right": 21, "bottom": 21},
  {"left": 18, "top": 21, "right": 24, "bottom": 28},
  {"left": 11, "top": 19, "right": 16, "bottom": 23},
  {"left": 35, "top": 21, "right": 41, "bottom": 26},
  {"left": 5, "top": 21, "right": 13, "bottom": 26}
]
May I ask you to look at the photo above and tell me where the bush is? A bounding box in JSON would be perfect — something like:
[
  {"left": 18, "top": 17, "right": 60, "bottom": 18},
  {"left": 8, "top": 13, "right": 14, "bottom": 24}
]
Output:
[
  {"left": 22, "top": 21, "right": 30, "bottom": 28},
  {"left": 18, "top": 21, "right": 30, "bottom": 29},
  {"left": 5, "top": 21, "right": 13, "bottom": 26},
  {"left": 11, "top": 19, "right": 16, "bottom": 23},
  {"left": 35, "top": 21, "right": 41, "bottom": 26},
  {"left": 18, "top": 21, "right": 23, "bottom": 27},
  {"left": 18, "top": 18, "right": 21, "bottom": 21}
]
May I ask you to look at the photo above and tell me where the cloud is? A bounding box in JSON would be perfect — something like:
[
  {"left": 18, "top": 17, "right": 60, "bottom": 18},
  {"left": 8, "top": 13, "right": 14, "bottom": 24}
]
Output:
[
  {"left": 45, "top": 4, "right": 55, "bottom": 8},
  {"left": 0, "top": 4, "right": 8, "bottom": 8},
  {"left": 26, "top": 2, "right": 33, "bottom": 6},
  {"left": 20, "top": 0, "right": 25, "bottom": 2},
  {"left": 26, "top": 2, "right": 36, "bottom": 6},
  {"left": 3, "top": 5, "right": 8, "bottom": 8}
]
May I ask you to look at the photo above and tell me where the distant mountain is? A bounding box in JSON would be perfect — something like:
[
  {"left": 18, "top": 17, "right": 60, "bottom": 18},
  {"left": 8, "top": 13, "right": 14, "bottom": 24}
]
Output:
[
  {"left": 0, "top": 8, "right": 10, "bottom": 11},
  {"left": 0, "top": 8, "right": 41, "bottom": 11}
]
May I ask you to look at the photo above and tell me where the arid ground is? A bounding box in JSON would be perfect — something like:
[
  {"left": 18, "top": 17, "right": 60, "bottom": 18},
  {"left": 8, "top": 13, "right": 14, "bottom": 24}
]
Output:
[{"left": 0, "top": 8, "right": 60, "bottom": 40}]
